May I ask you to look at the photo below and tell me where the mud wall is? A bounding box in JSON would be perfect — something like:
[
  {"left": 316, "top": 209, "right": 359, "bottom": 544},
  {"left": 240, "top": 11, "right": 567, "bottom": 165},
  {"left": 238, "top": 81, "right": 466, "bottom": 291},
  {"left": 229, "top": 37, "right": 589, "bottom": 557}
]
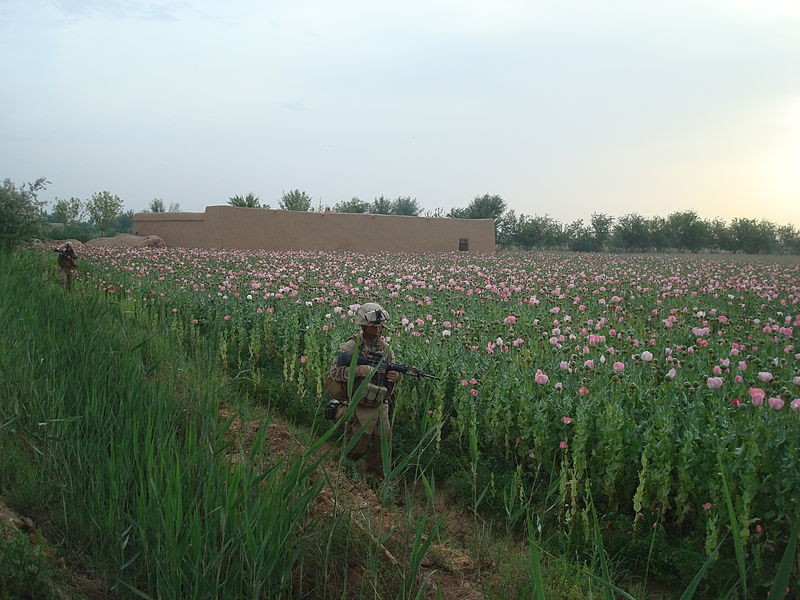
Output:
[{"left": 133, "top": 206, "right": 495, "bottom": 253}]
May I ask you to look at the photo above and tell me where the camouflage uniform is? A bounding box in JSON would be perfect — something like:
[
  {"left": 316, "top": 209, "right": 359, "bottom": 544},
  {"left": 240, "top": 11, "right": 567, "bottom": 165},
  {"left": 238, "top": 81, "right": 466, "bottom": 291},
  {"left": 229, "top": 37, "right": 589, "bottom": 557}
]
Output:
[
  {"left": 57, "top": 244, "right": 77, "bottom": 290},
  {"left": 326, "top": 331, "right": 396, "bottom": 477}
]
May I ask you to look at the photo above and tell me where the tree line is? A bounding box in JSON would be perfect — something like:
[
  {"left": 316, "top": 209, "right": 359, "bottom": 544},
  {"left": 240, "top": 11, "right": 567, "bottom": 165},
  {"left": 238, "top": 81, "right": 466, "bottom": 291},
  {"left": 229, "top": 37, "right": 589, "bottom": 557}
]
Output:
[
  {"left": 275, "top": 189, "right": 799, "bottom": 255},
  {"left": 1, "top": 178, "right": 134, "bottom": 249},
  {"left": 447, "top": 193, "right": 800, "bottom": 255},
  {"left": 226, "top": 189, "right": 425, "bottom": 216},
  {"left": 1, "top": 176, "right": 797, "bottom": 254}
]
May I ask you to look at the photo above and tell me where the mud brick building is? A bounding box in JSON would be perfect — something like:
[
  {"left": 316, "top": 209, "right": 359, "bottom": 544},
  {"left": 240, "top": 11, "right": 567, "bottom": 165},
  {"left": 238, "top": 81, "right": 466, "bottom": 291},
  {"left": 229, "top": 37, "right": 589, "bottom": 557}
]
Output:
[{"left": 133, "top": 206, "right": 495, "bottom": 253}]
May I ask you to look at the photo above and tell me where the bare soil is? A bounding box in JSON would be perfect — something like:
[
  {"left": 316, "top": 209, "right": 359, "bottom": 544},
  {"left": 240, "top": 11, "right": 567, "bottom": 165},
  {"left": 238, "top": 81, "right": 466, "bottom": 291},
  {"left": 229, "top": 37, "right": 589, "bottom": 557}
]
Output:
[{"left": 221, "top": 408, "right": 496, "bottom": 600}]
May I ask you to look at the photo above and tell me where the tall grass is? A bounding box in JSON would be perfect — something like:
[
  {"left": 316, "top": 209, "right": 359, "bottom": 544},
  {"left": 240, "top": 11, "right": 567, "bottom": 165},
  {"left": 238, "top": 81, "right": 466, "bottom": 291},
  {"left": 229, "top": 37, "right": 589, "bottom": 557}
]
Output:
[{"left": 0, "top": 251, "right": 327, "bottom": 598}]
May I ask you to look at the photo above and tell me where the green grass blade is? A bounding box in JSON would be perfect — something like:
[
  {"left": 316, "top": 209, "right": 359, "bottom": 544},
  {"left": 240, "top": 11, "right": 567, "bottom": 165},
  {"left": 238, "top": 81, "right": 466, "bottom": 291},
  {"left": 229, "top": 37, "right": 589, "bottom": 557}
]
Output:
[
  {"left": 769, "top": 516, "right": 800, "bottom": 600},
  {"left": 527, "top": 514, "right": 547, "bottom": 600},
  {"left": 678, "top": 534, "right": 726, "bottom": 600},
  {"left": 719, "top": 455, "right": 747, "bottom": 599},
  {"left": 590, "top": 501, "right": 617, "bottom": 600}
]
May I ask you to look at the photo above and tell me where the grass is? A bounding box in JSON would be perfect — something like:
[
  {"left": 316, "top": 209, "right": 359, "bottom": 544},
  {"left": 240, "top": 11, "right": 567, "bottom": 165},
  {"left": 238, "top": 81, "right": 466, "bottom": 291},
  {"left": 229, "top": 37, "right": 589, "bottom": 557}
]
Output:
[{"left": 0, "top": 251, "right": 328, "bottom": 598}]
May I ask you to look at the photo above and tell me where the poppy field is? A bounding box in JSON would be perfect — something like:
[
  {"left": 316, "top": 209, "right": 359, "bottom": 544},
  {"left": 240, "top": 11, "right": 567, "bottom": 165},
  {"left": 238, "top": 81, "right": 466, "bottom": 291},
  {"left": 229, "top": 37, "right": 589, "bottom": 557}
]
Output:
[{"left": 78, "top": 247, "right": 800, "bottom": 586}]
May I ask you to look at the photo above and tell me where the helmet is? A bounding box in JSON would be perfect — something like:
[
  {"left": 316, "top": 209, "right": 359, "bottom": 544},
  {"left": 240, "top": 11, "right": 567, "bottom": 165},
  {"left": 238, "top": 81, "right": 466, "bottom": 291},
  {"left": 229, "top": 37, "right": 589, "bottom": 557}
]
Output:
[{"left": 355, "top": 303, "right": 390, "bottom": 326}]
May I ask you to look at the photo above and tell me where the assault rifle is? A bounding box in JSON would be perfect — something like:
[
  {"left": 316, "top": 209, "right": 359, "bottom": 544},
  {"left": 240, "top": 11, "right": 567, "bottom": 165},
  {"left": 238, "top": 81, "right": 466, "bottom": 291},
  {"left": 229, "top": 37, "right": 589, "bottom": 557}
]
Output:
[
  {"left": 336, "top": 350, "right": 438, "bottom": 392},
  {"left": 324, "top": 351, "right": 438, "bottom": 420}
]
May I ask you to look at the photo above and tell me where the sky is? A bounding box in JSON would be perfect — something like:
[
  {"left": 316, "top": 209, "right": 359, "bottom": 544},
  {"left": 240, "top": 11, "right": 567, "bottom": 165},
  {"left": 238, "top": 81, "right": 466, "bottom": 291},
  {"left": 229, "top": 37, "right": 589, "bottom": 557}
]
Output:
[{"left": 2, "top": 0, "right": 799, "bottom": 228}]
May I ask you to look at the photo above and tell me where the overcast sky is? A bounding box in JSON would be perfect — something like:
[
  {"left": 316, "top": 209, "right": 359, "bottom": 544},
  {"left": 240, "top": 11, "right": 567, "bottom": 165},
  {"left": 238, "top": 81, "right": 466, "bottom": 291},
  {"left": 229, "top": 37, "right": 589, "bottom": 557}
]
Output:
[{"left": 2, "top": 0, "right": 799, "bottom": 227}]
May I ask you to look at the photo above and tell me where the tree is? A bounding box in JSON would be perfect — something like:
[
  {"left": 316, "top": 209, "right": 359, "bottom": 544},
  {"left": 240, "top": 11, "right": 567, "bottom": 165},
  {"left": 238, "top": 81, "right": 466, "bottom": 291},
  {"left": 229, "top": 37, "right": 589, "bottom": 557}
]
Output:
[
  {"left": 665, "top": 211, "right": 710, "bottom": 252},
  {"left": 370, "top": 196, "right": 393, "bottom": 214},
  {"left": 116, "top": 209, "right": 134, "bottom": 232},
  {"left": 86, "top": 191, "right": 123, "bottom": 235},
  {"left": 279, "top": 189, "right": 311, "bottom": 211},
  {"left": 229, "top": 192, "right": 262, "bottom": 208},
  {"left": 777, "top": 224, "right": 800, "bottom": 254},
  {"left": 504, "top": 213, "right": 564, "bottom": 249},
  {"left": 424, "top": 207, "right": 445, "bottom": 218},
  {"left": 392, "top": 196, "right": 421, "bottom": 216},
  {"left": 590, "top": 213, "right": 614, "bottom": 250},
  {"left": 52, "top": 196, "right": 85, "bottom": 228},
  {"left": 647, "top": 216, "right": 671, "bottom": 251},
  {"left": 333, "top": 197, "right": 370, "bottom": 213},
  {"left": 167, "top": 201, "right": 180, "bottom": 212},
  {"left": 708, "top": 218, "right": 734, "bottom": 252},
  {"left": 729, "top": 218, "right": 778, "bottom": 254},
  {"left": 149, "top": 198, "right": 165, "bottom": 212},
  {"left": 612, "top": 213, "right": 649, "bottom": 250},
  {"left": 566, "top": 219, "right": 599, "bottom": 252},
  {"left": 448, "top": 193, "right": 507, "bottom": 240},
  {"left": 0, "top": 177, "right": 49, "bottom": 250},
  {"left": 448, "top": 193, "right": 506, "bottom": 221},
  {"left": 496, "top": 209, "right": 521, "bottom": 247}
]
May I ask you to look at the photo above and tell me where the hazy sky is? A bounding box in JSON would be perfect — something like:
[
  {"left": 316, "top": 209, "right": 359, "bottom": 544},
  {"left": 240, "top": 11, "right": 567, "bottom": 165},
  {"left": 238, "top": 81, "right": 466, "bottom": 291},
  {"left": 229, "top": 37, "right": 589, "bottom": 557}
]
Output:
[{"left": 2, "top": 0, "right": 799, "bottom": 227}]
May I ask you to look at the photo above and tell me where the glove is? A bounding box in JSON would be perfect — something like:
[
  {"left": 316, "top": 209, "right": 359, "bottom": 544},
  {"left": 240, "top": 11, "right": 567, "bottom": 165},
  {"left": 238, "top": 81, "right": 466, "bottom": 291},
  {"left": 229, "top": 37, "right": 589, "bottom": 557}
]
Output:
[
  {"left": 355, "top": 364, "right": 372, "bottom": 378},
  {"left": 386, "top": 370, "right": 400, "bottom": 383},
  {"left": 324, "top": 399, "right": 345, "bottom": 420}
]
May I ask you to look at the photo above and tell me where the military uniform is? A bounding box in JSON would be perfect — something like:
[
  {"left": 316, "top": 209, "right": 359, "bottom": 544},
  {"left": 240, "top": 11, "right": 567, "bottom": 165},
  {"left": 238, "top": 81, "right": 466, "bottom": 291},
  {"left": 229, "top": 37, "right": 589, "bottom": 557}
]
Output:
[
  {"left": 326, "top": 332, "right": 396, "bottom": 477},
  {"left": 57, "top": 244, "right": 77, "bottom": 290}
]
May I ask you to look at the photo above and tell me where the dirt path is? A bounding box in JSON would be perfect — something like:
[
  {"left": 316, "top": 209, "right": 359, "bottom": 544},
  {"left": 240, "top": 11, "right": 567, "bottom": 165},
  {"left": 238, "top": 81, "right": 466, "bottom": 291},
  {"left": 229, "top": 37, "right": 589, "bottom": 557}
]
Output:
[{"left": 221, "top": 408, "right": 496, "bottom": 600}]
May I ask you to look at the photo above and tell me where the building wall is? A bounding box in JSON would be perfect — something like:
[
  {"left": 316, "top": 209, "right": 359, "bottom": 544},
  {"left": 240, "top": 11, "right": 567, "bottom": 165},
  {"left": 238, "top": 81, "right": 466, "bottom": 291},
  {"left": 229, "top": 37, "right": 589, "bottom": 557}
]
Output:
[
  {"left": 133, "top": 206, "right": 495, "bottom": 253},
  {"left": 133, "top": 212, "right": 206, "bottom": 249}
]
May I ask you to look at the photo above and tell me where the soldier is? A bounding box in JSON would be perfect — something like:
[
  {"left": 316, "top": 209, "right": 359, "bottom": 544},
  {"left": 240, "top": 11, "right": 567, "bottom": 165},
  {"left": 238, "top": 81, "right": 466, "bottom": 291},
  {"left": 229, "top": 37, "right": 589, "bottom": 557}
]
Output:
[
  {"left": 55, "top": 242, "right": 78, "bottom": 290},
  {"left": 325, "top": 302, "right": 400, "bottom": 478}
]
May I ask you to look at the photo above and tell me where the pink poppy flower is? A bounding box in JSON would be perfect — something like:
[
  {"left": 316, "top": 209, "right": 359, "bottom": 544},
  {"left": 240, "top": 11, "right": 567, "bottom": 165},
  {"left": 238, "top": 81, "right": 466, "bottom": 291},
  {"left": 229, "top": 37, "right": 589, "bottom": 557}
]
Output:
[
  {"left": 768, "top": 397, "right": 785, "bottom": 410},
  {"left": 749, "top": 387, "right": 765, "bottom": 406}
]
